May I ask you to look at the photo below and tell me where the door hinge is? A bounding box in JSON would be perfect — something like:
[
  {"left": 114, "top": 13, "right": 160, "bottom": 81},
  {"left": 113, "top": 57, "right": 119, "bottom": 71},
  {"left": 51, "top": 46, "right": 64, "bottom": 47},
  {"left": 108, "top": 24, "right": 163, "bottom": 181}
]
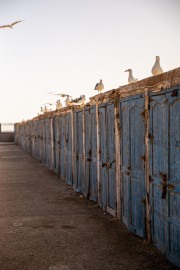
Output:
[
  {"left": 141, "top": 110, "right": 145, "bottom": 118},
  {"left": 149, "top": 97, "right": 153, "bottom": 103},
  {"left": 148, "top": 133, "right": 154, "bottom": 144},
  {"left": 141, "top": 155, "right": 146, "bottom": 161}
]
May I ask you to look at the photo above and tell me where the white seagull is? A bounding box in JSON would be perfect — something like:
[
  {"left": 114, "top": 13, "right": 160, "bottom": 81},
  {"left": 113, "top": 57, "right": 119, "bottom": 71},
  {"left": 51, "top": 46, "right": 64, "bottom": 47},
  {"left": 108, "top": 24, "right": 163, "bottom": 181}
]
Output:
[
  {"left": 94, "top": 79, "right": 104, "bottom": 94},
  {"left": 65, "top": 95, "right": 72, "bottom": 107},
  {"left": 125, "top": 69, "right": 138, "bottom": 84},
  {"left": 151, "top": 56, "right": 163, "bottom": 76},
  {"left": 70, "top": 95, "right": 86, "bottom": 105},
  {"left": 40, "top": 107, "right": 44, "bottom": 113},
  {"left": 0, "top": 20, "right": 23, "bottom": 29},
  {"left": 56, "top": 100, "right": 62, "bottom": 110}
]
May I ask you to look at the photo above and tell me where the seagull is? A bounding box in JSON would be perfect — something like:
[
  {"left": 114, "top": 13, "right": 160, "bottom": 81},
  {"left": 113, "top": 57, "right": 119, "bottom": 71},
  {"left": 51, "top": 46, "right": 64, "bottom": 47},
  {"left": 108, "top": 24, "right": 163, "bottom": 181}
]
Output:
[
  {"left": 42, "top": 103, "right": 53, "bottom": 113},
  {"left": 125, "top": 69, "right": 138, "bottom": 84},
  {"left": 70, "top": 95, "right": 86, "bottom": 105},
  {"left": 43, "top": 106, "right": 49, "bottom": 113},
  {"left": 65, "top": 95, "right": 72, "bottom": 106},
  {"left": 0, "top": 20, "right": 23, "bottom": 29},
  {"left": 40, "top": 107, "right": 44, "bottom": 113},
  {"left": 56, "top": 100, "right": 62, "bottom": 110},
  {"left": 94, "top": 79, "right": 104, "bottom": 94},
  {"left": 151, "top": 56, "right": 163, "bottom": 76}
]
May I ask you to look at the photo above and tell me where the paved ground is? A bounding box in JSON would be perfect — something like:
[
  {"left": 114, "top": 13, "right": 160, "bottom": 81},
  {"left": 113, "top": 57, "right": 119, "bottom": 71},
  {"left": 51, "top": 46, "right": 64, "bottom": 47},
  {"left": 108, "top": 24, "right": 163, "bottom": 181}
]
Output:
[{"left": 0, "top": 143, "right": 178, "bottom": 270}]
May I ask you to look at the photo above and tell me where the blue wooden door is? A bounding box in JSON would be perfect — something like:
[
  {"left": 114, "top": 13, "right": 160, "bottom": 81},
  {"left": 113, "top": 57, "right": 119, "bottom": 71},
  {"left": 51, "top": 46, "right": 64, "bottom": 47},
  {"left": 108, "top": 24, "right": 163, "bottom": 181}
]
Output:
[
  {"left": 167, "top": 88, "right": 180, "bottom": 267},
  {"left": 89, "top": 107, "right": 98, "bottom": 201},
  {"left": 120, "top": 96, "right": 146, "bottom": 238},
  {"left": 59, "top": 115, "right": 66, "bottom": 181},
  {"left": 74, "top": 110, "right": 84, "bottom": 192},
  {"left": 149, "top": 88, "right": 180, "bottom": 267},
  {"left": 42, "top": 119, "right": 46, "bottom": 165},
  {"left": 106, "top": 104, "right": 116, "bottom": 214},
  {"left": 99, "top": 104, "right": 116, "bottom": 215},
  {"left": 45, "top": 118, "right": 51, "bottom": 167},
  {"left": 39, "top": 119, "right": 43, "bottom": 163},
  {"left": 65, "top": 113, "right": 73, "bottom": 185},
  {"left": 36, "top": 121, "right": 40, "bottom": 160},
  {"left": 53, "top": 116, "right": 59, "bottom": 174},
  {"left": 84, "top": 108, "right": 91, "bottom": 197},
  {"left": 99, "top": 106, "right": 107, "bottom": 210},
  {"left": 84, "top": 107, "right": 98, "bottom": 201}
]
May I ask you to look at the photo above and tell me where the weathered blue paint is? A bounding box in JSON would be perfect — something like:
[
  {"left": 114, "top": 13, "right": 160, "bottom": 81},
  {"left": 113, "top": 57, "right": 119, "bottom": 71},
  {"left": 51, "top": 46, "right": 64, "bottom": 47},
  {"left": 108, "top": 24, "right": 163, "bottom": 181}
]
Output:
[
  {"left": 99, "top": 103, "right": 116, "bottom": 214},
  {"left": 59, "top": 115, "right": 66, "bottom": 181},
  {"left": 120, "top": 96, "right": 146, "bottom": 238},
  {"left": 35, "top": 121, "right": 40, "bottom": 160},
  {"left": 44, "top": 118, "right": 51, "bottom": 168},
  {"left": 106, "top": 104, "right": 116, "bottom": 212},
  {"left": 65, "top": 113, "right": 73, "bottom": 185},
  {"left": 53, "top": 116, "right": 59, "bottom": 174},
  {"left": 74, "top": 110, "right": 84, "bottom": 192},
  {"left": 84, "top": 108, "right": 90, "bottom": 197},
  {"left": 84, "top": 106, "right": 98, "bottom": 201},
  {"left": 89, "top": 107, "right": 98, "bottom": 201},
  {"left": 41, "top": 119, "right": 46, "bottom": 165},
  {"left": 39, "top": 119, "right": 43, "bottom": 163},
  {"left": 99, "top": 105, "right": 107, "bottom": 210},
  {"left": 149, "top": 87, "right": 180, "bottom": 267}
]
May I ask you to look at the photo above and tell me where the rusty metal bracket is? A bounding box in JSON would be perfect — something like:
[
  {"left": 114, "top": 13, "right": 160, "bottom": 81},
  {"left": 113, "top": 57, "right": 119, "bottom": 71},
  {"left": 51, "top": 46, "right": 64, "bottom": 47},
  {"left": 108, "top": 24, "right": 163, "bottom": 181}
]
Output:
[
  {"left": 171, "top": 90, "right": 178, "bottom": 97},
  {"left": 75, "top": 153, "right": 79, "bottom": 160},
  {"left": 160, "top": 172, "right": 168, "bottom": 199},
  {"left": 148, "top": 133, "right": 154, "bottom": 144},
  {"left": 141, "top": 110, "right": 145, "bottom": 118},
  {"left": 105, "top": 159, "right": 115, "bottom": 169}
]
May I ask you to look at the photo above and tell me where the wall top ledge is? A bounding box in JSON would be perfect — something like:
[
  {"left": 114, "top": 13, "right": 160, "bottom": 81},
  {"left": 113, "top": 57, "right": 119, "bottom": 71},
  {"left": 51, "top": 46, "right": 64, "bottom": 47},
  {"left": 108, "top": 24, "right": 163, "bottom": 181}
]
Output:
[
  {"left": 15, "top": 67, "right": 180, "bottom": 125},
  {"left": 89, "top": 67, "right": 180, "bottom": 104}
]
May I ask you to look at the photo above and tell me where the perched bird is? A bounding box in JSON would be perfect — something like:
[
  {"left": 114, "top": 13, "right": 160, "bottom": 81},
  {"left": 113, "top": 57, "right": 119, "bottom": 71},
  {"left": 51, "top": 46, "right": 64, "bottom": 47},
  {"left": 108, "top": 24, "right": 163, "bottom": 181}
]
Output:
[
  {"left": 43, "top": 106, "right": 49, "bottom": 113},
  {"left": 70, "top": 95, "right": 86, "bottom": 105},
  {"left": 125, "top": 69, "right": 138, "bottom": 84},
  {"left": 43, "top": 103, "right": 52, "bottom": 113},
  {"left": 94, "top": 79, "right": 104, "bottom": 94},
  {"left": 65, "top": 95, "right": 72, "bottom": 107},
  {"left": 56, "top": 100, "right": 62, "bottom": 110},
  {"left": 151, "top": 56, "right": 163, "bottom": 76},
  {"left": 40, "top": 107, "right": 44, "bottom": 113},
  {"left": 0, "top": 20, "right": 23, "bottom": 29}
]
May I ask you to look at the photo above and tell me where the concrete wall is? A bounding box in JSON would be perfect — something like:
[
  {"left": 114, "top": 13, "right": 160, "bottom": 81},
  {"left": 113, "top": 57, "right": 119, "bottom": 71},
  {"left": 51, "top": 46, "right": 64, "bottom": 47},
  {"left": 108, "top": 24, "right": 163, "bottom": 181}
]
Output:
[{"left": 0, "top": 132, "right": 14, "bottom": 142}]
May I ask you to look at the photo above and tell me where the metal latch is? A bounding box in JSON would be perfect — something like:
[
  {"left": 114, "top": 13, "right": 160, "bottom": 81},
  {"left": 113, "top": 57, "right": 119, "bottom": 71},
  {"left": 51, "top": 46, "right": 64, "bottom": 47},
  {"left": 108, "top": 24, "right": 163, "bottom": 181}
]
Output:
[{"left": 159, "top": 172, "right": 174, "bottom": 199}]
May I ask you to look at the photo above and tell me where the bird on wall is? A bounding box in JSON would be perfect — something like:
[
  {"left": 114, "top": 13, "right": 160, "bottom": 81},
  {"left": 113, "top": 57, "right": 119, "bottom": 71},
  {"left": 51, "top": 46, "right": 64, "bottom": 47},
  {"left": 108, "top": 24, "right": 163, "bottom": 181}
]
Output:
[
  {"left": 42, "top": 103, "right": 52, "bottom": 112},
  {"left": 43, "top": 106, "right": 49, "bottom": 113},
  {"left": 65, "top": 95, "right": 72, "bottom": 106},
  {"left": 94, "top": 79, "right": 104, "bottom": 94},
  {"left": 40, "top": 107, "right": 44, "bottom": 113},
  {"left": 56, "top": 100, "right": 62, "bottom": 110},
  {"left": 151, "top": 56, "right": 163, "bottom": 76},
  {"left": 125, "top": 69, "right": 138, "bottom": 84},
  {"left": 0, "top": 20, "right": 23, "bottom": 29},
  {"left": 70, "top": 95, "right": 86, "bottom": 105}
]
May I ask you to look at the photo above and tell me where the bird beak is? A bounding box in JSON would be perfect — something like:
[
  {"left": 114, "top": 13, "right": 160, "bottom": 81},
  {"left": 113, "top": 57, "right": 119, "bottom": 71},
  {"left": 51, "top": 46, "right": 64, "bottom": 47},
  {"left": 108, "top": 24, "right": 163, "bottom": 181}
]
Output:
[{"left": 125, "top": 70, "right": 128, "bottom": 72}]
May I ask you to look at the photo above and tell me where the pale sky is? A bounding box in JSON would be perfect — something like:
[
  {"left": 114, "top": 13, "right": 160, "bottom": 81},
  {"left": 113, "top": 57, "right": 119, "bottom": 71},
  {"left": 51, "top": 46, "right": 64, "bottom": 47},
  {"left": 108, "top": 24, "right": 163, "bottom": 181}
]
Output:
[{"left": 0, "top": 0, "right": 180, "bottom": 123}]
